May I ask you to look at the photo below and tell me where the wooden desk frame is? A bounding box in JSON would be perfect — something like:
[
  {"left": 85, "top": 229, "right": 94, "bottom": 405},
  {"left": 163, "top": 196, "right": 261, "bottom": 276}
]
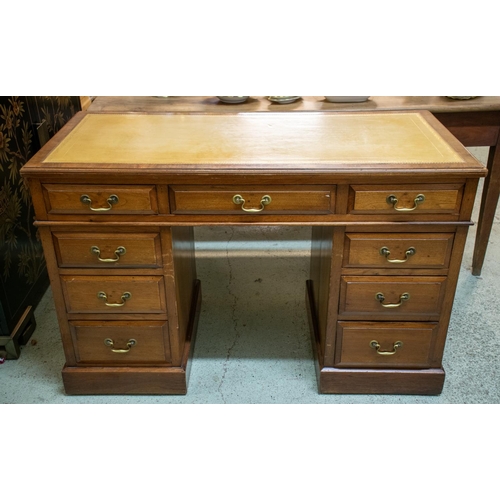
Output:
[{"left": 21, "top": 110, "right": 487, "bottom": 396}]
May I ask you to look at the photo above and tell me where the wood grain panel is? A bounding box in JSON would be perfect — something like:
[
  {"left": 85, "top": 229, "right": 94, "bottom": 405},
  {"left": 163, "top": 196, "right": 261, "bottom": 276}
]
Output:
[
  {"left": 53, "top": 232, "right": 162, "bottom": 268},
  {"left": 343, "top": 232, "right": 454, "bottom": 269},
  {"left": 70, "top": 320, "right": 170, "bottom": 364},
  {"left": 61, "top": 275, "right": 166, "bottom": 314},
  {"left": 62, "top": 366, "right": 188, "bottom": 395},
  {"left": 349, "top": 184, "right": 463, "bottom": 214},
  {"left": 170, "top": 185, "right": 334, "bottom": 214},
  {"left": 42, "top": 184, "right": 158, "bottom": 215},
  {"left": 339, "top": 276, "right": 447, "bottom": 320},
  {"left": 335, "top": 321, "right": 438, "bottom": 368}
]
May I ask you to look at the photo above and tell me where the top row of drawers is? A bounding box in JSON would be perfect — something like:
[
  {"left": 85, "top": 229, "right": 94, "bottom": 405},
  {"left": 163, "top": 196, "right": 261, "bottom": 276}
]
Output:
[{"left": 41, "top": 183, "right": 464, "bottom": 217}]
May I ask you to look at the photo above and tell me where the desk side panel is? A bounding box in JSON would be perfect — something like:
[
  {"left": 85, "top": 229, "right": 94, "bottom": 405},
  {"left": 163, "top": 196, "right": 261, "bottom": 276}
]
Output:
[{"left": 162, "top": 227, "right": 197, "bottom": 366}]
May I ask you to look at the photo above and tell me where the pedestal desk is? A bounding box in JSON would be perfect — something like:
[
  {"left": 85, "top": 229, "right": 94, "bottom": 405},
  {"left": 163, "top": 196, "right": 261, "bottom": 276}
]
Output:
[{"left": 21, "top": 110, "right": 486, "bottom": 395}]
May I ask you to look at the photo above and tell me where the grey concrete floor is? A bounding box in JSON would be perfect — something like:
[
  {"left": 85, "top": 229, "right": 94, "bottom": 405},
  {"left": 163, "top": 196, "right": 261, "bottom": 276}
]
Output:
[{"left": 1, "top": 147, "right": 499, "bottom": 404}]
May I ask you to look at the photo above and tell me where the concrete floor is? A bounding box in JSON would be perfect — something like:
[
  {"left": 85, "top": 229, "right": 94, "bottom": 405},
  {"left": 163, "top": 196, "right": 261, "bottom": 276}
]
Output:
[{"left": 1, "top": 147, "right": 498, "bottom": 404}]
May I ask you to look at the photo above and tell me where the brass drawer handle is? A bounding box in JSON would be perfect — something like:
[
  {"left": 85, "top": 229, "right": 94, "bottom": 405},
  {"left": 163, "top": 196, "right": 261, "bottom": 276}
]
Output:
[
  {"left": 97, "top": 291, "right": 131, "bottom": 307},
  {"left": 380, "top": 246, "right": 416, "bottom": 263},
  {"left": 104, "top": 338, "right": 136, "bottom": 353},
  {"left": 233, "top": 194, "right": 272, "bottom": 212},
  {"left": 91, "top": 245, "right": 126, "bottom": 262},
  {"left": 386, "top": 194, "right": 425, "bottom": 211},
  {"left": 80, "top": 194, "right": 119, "bottom": 211},
  {"left": 370, "top": 340, "right": 403, "bottom": 355},
  {"left": 375, "top": 292, "right": 410, "bottom": 308}
]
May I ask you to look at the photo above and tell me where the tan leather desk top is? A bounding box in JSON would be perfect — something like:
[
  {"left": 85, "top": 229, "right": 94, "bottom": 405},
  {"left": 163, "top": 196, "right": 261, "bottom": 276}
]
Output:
[{"left": 44, "top": 112, "right": 465, "bottom": 166}]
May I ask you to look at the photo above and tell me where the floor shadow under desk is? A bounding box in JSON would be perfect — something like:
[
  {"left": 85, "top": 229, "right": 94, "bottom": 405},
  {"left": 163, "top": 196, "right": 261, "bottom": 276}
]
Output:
[{"left": 193, "top": 226, "right": 314, "bottom": 363}]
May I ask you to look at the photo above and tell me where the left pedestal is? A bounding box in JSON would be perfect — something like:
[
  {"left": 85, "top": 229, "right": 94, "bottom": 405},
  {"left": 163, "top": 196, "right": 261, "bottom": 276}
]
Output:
[{"left": 37, "top": 222, "right": 199, "bottom": 396}]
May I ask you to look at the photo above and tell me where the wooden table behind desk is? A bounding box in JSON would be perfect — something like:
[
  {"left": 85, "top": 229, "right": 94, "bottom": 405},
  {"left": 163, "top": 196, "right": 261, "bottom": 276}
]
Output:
[{"left": 89, "top": 96, "right": 500, "bottom": 276}]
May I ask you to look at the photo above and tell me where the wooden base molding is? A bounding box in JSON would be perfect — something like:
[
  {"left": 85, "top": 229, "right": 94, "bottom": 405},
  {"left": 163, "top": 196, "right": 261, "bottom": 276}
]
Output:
[
  {"left": 316, "top": 367, "right": 445, "bottom": 395},
  {"left": 62, "top": 366, "right": 189, "bottom": 395}
]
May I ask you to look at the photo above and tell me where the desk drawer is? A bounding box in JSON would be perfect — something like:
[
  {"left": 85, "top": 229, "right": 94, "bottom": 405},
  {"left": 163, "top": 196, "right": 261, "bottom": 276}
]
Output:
[
  {"left": 339, "top": 276, "right": 447, "bottom": 320},
  {"left": 348, "top": 184, "right": 463, "bottom": 215},
  {"left": 53, "top": 232, "right": 162, "bottom": 268},
  {"left": 61, "top": 276, "right": 166, "bottom": 314},
  {"left": 42, "top": 184, "right": 158, "bottom": 215},
  {"left": 70, "top": 320, "right": 171, "bottom": 364},
  {"left": 335, "top": 321, "right": 438, "bottom": 368},
  {"left": 343, "top": 232, "right": 454, "bottom": 269},
  {"left": 169, "top": 185, "right": 335, "bottom": 214}
]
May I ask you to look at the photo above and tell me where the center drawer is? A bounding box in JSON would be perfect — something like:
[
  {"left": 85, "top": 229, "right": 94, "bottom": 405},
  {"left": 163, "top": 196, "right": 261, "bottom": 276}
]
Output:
[
  {"left": 339, "top": 276, "right": 447, "bottom": 320},
  {"left": 61, "top": 276, "right": 167, "bottom": 314},
  {"left": 169, "top": 185, "right": 335, "bottom": 214}
]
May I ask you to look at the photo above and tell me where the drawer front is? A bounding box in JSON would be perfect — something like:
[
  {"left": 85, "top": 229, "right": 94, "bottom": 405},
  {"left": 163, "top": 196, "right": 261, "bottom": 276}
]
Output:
[
  {"left": 335, "top": 321, "right": 438, "bottom": 368},
  {"left": 349, "top": 184, "right": 463, "bottom": 215},
  {"left": 343, "top": 232, "right": 454, "bottom": 269},
  {"left": 53, "top": 232, "right": 162, "bottom": 268},
  {"left": 169, "top": 185, "right": 335, "bottom": 214},
  {"left": 61, "top": 276, "right": 166, "bottom": 314},
  {"left": 339, "top": 276, "right": 447, "bottom": 320},
  {"left": 70, "top": 321, "right": 171, "bottom": 364},
  {"left": 42, "top": 184, "right": 158, "bottom": 215}
]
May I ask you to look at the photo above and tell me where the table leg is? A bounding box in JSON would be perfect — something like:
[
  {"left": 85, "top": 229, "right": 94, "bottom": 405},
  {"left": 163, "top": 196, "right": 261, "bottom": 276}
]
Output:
[{"left": 472, "top": 140, "right": 500, "bottom": 275}]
